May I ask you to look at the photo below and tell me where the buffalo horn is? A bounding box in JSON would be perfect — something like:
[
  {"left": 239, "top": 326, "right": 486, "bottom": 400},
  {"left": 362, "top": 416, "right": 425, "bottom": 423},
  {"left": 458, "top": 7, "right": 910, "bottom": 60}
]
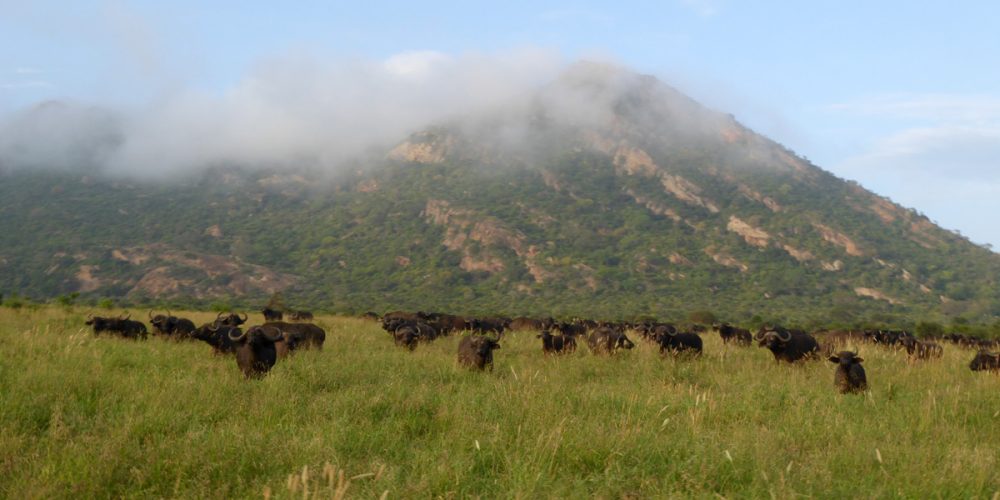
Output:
[{"left": 228, "top": 328, "right": 247, "bottom": 341}]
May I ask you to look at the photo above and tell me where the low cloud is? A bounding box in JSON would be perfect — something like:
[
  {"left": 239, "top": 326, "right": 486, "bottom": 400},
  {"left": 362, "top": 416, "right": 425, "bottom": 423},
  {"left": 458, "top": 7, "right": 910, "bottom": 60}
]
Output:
[{"left": 0, "top": 49, "right": 574, "bottom": 178}]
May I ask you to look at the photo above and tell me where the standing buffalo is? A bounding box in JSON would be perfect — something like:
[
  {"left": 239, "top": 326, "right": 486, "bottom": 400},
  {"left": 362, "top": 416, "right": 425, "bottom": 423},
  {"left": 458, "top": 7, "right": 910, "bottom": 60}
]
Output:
[
  {"left": 829, "top": 351, "right": 867, "bottom": 394},
  {"left": 216, "top": 312, "right": 248, "bottom": 327},
  {"left": 654, "top": 325, "right": 703, "bottom": 356},
  {"left": 466, "top": 318, "right": 508, "bottom": 338},
  {"left": 288, "top": 310, "right": 314, "bottom": 321},
  {"left": 458, "top": 335, "right": 501, "bottom": 371},
  {"left": 148, "top": 310, "right": 195, "bottom": 339},
  {"left": 900, "top": 337, "right": 943, "bottom": 360},
  {"left": 262, "top": 321, "right": 326, "bottom": 350},
  {"left": 969, "top": 351, "right": 1000, "bottom": 372},
  {"left": 85, "top": 312, "right": 148, "bottom": 340},
  {"left": 755, "top": 326, "right": 820, "bottom": 363},
  {"left": 716, "top": 323, "right": 752, "bottom": 346},
  {"left": 261, "top": 307, "right": 283, "bottom": 322},
  {"left": 587, "top": 327, "right": 635, "bottom": 355},
  {"left": 537, "top": 330, "right": 576, "bottom": 355},
  {"left": 229, "top": 326, "right": 284, "bottom": 379},
  {"left": 190, "top": 322, "right": 242, "bottom": 354}
]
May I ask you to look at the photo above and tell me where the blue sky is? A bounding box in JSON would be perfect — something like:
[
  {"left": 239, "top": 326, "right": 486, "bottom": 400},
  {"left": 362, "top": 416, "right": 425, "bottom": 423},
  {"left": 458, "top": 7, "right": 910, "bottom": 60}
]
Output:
[{"left": 2, "top": 1, "right": 999, "bottom": 249}]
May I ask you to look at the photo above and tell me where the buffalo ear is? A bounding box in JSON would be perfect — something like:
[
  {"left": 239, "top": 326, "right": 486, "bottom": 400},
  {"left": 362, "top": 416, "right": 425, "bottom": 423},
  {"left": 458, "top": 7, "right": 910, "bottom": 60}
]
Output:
[
  {"left": 853, "top": 357, "right": 864, "bottom": 363},
  {"left": 828, "top": 356, "right": 840, "bottom": 363}
]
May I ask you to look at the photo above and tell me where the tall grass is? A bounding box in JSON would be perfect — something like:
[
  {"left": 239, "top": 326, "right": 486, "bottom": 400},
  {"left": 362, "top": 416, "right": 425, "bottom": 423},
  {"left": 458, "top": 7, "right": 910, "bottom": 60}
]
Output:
[{"left": 1, "top": 307, "right": 999, "bottom": 498}]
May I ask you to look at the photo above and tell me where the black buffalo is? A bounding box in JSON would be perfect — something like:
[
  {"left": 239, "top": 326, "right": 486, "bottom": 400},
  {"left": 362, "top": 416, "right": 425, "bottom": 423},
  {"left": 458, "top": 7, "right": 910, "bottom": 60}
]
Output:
[
  {"left": 148, "top": 310, "right": 195, "bottom": 339},
  {"left": 466, "top": 318, "right": 508, "bottom": 338},
  {"left": 900, "top": 337, "right": 943, "bottom": 360},
  {"left": 458, "top": 335, "right": 501, "bottom": 371},
  {"left": 970, "top": 351, "right": 1000, "bottom": 372},
  {"left": 654, "top": 325, "right": 703, "bottom": 356},
  {"left": 229, "top": 325, "right": 284, "bottom": 379},
  {"left": 85, "top": 312, "right": 148, "bottom": 340},
  {"left": 216, "top": 311, "right": 248, "bottom": 327},
  {"left": 262, "top": 321, "right": 326, "bottom": 351},
  {"left": 587, "top": 327, "right": 635, "bottom": 354},
  {"left": 755, "top": 326, "right": 820, "bottom": 363},
  {"left": 261, "top": 307, "right": 283, "bottom": 322},
  {"left": 716, "top": 323, "right": 752, "bottom": 346},
  {"left": 190, "top": 322, "right": 242, "bottom": 354},
  {"left": 537, "top": 330, "right": 576, "bottom": 355},
  {"left": 829, "top": 351, "right": 867, "bottom": 394},
  {"left": 287, "top": 310, "right": 314, "bottom": 321}
]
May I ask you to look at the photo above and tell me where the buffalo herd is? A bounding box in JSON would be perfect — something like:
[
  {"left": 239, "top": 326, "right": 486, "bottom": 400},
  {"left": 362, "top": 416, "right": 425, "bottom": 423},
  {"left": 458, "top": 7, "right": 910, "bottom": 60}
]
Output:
[{"left": 85, "top": 307, "right": 1000, "bottom": 389}]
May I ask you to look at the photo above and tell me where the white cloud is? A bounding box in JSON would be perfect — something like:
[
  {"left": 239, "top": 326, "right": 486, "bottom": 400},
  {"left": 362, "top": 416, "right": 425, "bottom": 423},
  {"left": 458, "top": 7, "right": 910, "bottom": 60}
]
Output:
[{"left": 829, "top": 93, "right": 1000, "bottom": 124}]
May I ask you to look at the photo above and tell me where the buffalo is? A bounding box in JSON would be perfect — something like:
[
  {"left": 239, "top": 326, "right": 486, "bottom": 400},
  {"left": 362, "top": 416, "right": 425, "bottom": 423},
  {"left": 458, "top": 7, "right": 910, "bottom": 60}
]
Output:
[
  {"left": 537, "top": 330, "right": 576, "bottom": 355},
  {"left": 969, "top": 351, "right": 1000, "bottom": 372},
  {"left": 263, "top": 321, "right": 326, "bottom": 350},
  {"left": 287, "top": 310, "right": 314, "bottom": 321},
  {"left": 458, "top": 335, "right": 501, "bottom": 371},
  {"left": 466, "top": 318, "right": 508, "bottom": 338},
  {"left": 229, "top": 325, "right": 284, "bottom": 379},
  {"left": 587, "top": 327, "right": 635, "bottom": 354},
  {"left": 900, "top": 337, "right": 943, "bottom": 360},
  {"left": 216, "top": 311, "right": 248, "bottom": 327},
  {"left": 85, "top": 312, "right": 148, "bottom": 340},
  {"left": 755, "top": 326, "right": 820, "bottom": 363},
  {"left": 261, "top": 307, "right": 283, "bottom": 322},
  {"left": 829, "top": 351, "right": 867, "bottom": 394},
  {"left": 190, "top": 322, "right": 242, "bottom": 354},
  {"left": 654, "top": 325, "right": 703, "bottom": 356},
  {"left": 148, "top": 310, "right": 196, "bottom": 339},
  {"left": 716, "top": 323, "right": 752, "bottom": 346},
  {"left": 392, "top": 324, "right": 420, "bottom": 351}
]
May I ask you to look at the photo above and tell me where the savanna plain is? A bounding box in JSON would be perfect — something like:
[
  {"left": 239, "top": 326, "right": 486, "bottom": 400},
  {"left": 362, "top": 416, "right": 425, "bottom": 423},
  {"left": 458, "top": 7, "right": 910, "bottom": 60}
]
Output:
[{"left": 2, "top": 307, "right": 999, "bottom": 498}]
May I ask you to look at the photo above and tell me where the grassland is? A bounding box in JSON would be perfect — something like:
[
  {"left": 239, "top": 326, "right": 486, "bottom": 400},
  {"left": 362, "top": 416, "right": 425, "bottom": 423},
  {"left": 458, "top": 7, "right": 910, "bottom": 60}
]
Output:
[{"left": 2, "top": 307, "right": 999, "bottom": 498}]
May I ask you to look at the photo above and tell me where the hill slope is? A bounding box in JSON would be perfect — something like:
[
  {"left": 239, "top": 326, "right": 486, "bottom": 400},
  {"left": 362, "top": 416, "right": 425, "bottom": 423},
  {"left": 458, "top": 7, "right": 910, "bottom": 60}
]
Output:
[{"left": 1, "top": 63, "right": 997, "bottom": 323}]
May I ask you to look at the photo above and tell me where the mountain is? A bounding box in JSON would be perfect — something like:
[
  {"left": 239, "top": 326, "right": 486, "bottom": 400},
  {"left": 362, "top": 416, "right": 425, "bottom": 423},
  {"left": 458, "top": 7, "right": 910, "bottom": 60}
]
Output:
[{"left": 1, "top": 63, "right": 997, "bottom": 325}]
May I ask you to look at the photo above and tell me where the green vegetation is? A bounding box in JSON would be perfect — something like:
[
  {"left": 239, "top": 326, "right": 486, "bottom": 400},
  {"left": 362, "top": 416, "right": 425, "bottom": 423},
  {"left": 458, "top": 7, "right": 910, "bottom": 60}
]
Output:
[
  {"left": 0, "top": 71, "right": 997, "bottom": 325},
  {"left": 2, "top": 307, "right": 1000, "bottom": 497}
]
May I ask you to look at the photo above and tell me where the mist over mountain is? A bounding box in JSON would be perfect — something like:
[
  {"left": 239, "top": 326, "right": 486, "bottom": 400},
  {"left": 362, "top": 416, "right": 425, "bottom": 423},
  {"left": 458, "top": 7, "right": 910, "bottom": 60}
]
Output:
[{"left": 1, "top": 62, "right": 997, "bottom": 324}]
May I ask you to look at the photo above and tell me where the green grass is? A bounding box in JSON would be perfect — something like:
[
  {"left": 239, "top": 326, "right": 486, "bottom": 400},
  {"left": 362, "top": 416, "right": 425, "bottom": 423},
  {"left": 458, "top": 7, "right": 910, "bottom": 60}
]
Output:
[{"left": 2, "top": 307, "right": 1000, "bottom": 498}]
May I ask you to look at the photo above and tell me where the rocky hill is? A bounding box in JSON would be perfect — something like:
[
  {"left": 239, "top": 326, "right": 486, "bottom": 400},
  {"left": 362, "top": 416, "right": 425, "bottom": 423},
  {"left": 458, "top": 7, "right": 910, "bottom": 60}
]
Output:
[{"left": 1, "top": 63, "right": 997, "bottom": 324}]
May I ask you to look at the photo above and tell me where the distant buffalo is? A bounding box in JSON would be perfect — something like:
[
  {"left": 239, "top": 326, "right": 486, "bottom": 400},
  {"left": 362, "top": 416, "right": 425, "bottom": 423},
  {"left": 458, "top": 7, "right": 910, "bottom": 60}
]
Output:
[
  {"left": 263, "top": 321, "right": 326, "bottom": 351},
  {"left": 900, "top": 337, "right": 943, "bottom": 360},
  {"left": 261, "top": 307, "right": 283, "bottom": 322},
  {"left": 716, "top": 323, "right": 751, "bottom": 346},
  {"left": 85, "top": 312, "right": 147, "bottom": 340},
  {"left": 755, "top": 326, "right": 819, "bottom": 363},
  {"left": 458, "top": 335, "right": 501, "bottom": 371},
  {"left": 287, "top": 310, "right": 314, "bottom": 321},
  {"left": 148, "top": 310, "right": 195, "bottom": 339},
  {"left": 654, "top": 325, "right": 702, "bottom": 356},
  {"left": 587, "top": 327, "right": 635, "bottom": 355},
  {"left": 970, "top": 351, "right": 1000, "bottom": 372},
  {"left": 216, "top": 311, "right": 248, "bottom": 327},
  {"left": 537, "top": 330, "right": 576, "bottom": 355}
]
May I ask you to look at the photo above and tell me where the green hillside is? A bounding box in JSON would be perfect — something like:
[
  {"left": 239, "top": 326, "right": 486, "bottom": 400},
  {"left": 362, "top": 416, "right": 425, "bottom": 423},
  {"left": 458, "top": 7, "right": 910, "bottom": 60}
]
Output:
[{"left": 1, "top": 65, "right": 997, "bottom": 325}]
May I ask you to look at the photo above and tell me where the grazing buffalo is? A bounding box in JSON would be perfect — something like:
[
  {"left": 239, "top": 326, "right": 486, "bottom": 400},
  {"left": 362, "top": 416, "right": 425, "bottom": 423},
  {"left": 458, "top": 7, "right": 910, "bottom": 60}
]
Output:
[
  {"left": 716, "top": 323, "right": 752, "bottom": 346},
  {"left": 537, "top": 330, "right": 576, "bottom": 355},
  {"left": 85, "top": 312, "right": 148, "bottom": 340},
  {"left": 458, "top": 335, "right": 501, "bottom": 371},
  {"left": 829, "top": 351, "right": 867, "bottom": 394},
  {"left": 262, "top": 321, "right": 326, "bottom": 350},
  {"left": 229, "top": 326, "right": 284, "bottom": 379},
  {"left": 190, "top": 322, "right": 242, "bottom": 354},
  {"left": 900, "top": 337, "right": 943, "bottom": 360},
  {"left": 288, "top": 310, "right": 314, "bottom": 321},
  {"left": 969, "top": 351, "right": 1000, "bottom": 372},
  {"left": 755, "top": 326, "right": 820, "bottom": 363},
  {"left": 466, "top": 318, "right": 508, "bottom": 338},
  {"left": 261, "top": 307, "right": 283, "bottom": 321},
  {"left": 587, "top": 327, "right": 635, "bottom": 355},
  {"left": 420, "top": 312, "right": 465, "bottom": 336},
  {"left": 510, "top": 317, "right": 554, "bottom": 332},
  {"left": 654, "top": 325, "right": 703, "bottom": 356},
  {"left": 148, "top": 310, "right": 196, "bottom": 339}
]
